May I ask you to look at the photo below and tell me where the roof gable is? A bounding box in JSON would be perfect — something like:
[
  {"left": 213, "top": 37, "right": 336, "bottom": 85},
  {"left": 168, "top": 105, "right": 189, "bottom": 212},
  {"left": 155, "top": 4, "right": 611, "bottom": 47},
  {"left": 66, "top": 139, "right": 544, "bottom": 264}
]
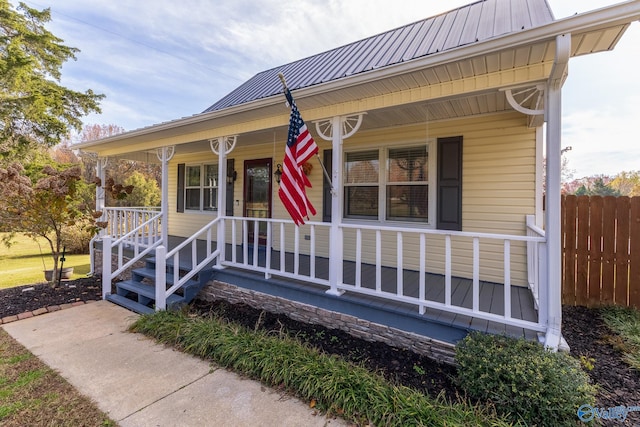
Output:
[{"left": 204, "top": 0, "right": 553, "bottom": 113}]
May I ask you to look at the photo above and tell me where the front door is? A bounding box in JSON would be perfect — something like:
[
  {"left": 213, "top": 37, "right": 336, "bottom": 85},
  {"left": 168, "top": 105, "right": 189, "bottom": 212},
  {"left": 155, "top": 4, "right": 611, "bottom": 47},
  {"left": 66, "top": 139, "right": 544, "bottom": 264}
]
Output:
[{"left": 244, "top": 158, "right": 272, "bottom": 244}]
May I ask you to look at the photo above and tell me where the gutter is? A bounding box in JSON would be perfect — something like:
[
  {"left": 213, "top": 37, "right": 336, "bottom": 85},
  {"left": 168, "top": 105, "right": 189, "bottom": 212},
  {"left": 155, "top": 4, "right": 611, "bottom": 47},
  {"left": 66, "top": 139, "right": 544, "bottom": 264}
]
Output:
[{"left": 76, "top": 0, "right": 640, "bottom": 149}]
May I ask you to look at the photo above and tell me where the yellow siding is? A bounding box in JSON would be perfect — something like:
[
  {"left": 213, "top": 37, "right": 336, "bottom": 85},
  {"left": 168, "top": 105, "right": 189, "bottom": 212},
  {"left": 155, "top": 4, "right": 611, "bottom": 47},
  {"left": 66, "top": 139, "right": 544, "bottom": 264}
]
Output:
[
  {"left": 167, "top": 111, "right": 536, "bottom": 285},
  {"left": 167, "top": 151, "right": 217, "bottom": 237}
]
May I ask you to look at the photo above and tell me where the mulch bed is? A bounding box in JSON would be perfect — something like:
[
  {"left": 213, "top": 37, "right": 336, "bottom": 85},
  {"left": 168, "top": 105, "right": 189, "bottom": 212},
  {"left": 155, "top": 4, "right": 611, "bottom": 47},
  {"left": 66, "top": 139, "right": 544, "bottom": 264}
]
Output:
[
  {"left": 0, "top": 278, "right": 103, "bottom": 319},
  {"left": 1, "top": 277, "right": 639, "bottom": 420},
  {"left": 562, "top": 305, "right": 640, "bottom": 422}
]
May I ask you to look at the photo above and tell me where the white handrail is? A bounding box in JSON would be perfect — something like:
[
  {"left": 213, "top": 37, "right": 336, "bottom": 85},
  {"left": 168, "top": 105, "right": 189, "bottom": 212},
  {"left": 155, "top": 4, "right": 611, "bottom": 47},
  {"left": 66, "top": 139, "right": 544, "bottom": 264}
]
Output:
[
  {"left": 526, "top": 215, "right": 546, "bottom": 308},
  {"left": 340, "top": 221, "right": 546, "bottom": 243},
  {"left": 155, "top": 217, "right": 222, "bottom": 310},
  {"left": 111, "top": 212, "right": 162, "bottom": 246},
  {"left": 94, "top": 207, "right": 162, "bottom": 277},
  {"left": 109, "top": 212, "right": 163, "bottom": 279},
  {"left": 218, "top": 215, "right": 546, "bottom": 333},
  {"left": 104, "top": 207, "right": 161, "bottom": 241},
  {"left": 105, "top": 206, "right": 160, "bottom": 211}
]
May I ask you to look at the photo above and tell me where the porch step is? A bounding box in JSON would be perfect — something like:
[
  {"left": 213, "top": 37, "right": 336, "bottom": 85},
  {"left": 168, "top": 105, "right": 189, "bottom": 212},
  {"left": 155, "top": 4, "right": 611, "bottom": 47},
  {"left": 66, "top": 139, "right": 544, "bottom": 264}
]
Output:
[
  {"left": 106, "top": 294, "right": 155, "bottom": 315},
  {"left": 116, "top": 280, "right": 186, "bottom": 309},
  {"left": 105, "top": 256, "right": 210, "bottom": 315},
  {"left": 132, "top": 267, "right": 199, "bottom": 288}
]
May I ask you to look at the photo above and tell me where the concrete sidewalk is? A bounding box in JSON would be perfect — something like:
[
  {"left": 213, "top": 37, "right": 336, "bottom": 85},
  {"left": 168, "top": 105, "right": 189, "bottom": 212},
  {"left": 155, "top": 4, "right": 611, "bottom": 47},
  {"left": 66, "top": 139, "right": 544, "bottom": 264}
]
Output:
[{"left": 2, "top": 300, "right": 346, "bottom": 427}]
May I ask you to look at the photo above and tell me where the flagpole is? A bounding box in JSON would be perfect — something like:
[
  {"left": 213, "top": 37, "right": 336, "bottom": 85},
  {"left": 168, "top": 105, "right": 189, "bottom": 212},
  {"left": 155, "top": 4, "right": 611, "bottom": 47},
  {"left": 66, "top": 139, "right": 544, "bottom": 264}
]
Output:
[{"left": 277, "top": 73, "right": 335, "bottom": 194}]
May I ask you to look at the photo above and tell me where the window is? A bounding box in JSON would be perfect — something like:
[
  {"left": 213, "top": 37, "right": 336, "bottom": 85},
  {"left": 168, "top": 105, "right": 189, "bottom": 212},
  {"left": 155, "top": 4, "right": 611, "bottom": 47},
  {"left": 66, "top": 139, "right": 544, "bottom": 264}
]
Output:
[
  {"left": 343, "top": 144, "right": 432, "bottom": 223},
  {"left": 386, "top": 147, "right": 428, "bottom": 222},
  {"left": 344, "top": 151, "right": 379, "bottom": 218},
  {"left": 184, "top": 164, "right": 218, "bottom": 211}
]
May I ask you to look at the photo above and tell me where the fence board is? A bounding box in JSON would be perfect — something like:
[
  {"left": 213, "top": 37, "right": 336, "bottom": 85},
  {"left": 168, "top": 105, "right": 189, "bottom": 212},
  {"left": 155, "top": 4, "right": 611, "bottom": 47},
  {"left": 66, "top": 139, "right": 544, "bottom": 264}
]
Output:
[
  {"left": 630, "top": 197, "right": 640, "bottom": 308},
  {"left": 563, "top": 195, "right": 577, "bottom": 305},
  {"left": 601, "top": 197, "right": 617, "bottom": 303},
  {"left": 561, "top": 195, "right": 639, "bottom": 309},
  {"left": 615, "top": 197, "right": 630, "bottom": 306},
  {"left": 575, "top": 196, "right": 590, "bottom": 306},
  {"left": 588, "top": 196, "right": 603, "bottom": 306}
]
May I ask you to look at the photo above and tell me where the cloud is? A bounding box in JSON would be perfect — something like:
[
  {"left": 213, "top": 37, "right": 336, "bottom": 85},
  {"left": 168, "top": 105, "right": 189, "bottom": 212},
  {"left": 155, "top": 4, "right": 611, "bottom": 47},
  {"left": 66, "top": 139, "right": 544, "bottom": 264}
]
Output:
[
  {"left": 562, "top": 98, "right": 640, "bottom": 178},
  {"left": 31, "top": 0, "right": 472, "bottom": 130},
  {"left": 13, "top": 0, "right": 640, "bottom": 179}
]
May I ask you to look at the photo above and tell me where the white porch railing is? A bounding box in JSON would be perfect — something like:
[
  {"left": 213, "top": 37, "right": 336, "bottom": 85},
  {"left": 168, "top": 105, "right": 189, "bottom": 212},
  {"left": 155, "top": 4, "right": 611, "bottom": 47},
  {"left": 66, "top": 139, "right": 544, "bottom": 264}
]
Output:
[
  {"left": 222, "top": 217, "right": 331, "bottom": 287},
  {"left": 336, "top": 222, "right": 547, "bottom": 333},
  {"left": 101, "top": 211, "right": 163, "bottom": 298},
  {"left": 154, "top": 217, "right": 221, "bottom": 310},
  {"left": 219, "top": 216, "right": 548, "bottom": 335},
  {"left": 100, "top": 211, "right": 550, "bottom": 340},
  {"left": 526, "top": 215, "right": 546, "bottom": 309},
  {"left": 104, "top": 207, "right": 161, "bottom": 243},
  {"left": 91, "top": 207, "right": 162, "bottom": 276}
]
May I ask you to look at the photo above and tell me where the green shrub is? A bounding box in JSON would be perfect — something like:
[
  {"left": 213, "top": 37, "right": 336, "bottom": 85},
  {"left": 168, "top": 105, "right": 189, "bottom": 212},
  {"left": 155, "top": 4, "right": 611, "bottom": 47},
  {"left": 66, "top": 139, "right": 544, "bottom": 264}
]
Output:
[
  {"left": 455, "top": 332, "right": 596, "bottom": 426},
  {"left": 61, "top": 224, "right": 94, "bottom": 254}
]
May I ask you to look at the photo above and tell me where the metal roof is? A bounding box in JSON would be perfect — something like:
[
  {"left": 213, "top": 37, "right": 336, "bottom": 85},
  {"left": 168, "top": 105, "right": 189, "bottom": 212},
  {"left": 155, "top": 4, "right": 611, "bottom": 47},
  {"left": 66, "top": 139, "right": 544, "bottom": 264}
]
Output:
[{"left": 204, "top": 0, "right": 554, "bottom": 113}]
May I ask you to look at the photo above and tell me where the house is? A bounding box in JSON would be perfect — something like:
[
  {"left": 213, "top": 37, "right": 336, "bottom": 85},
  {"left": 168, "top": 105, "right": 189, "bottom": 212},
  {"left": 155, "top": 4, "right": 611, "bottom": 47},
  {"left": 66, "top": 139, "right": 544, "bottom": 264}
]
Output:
[{"left": 78, "top": 0, "right": 640, "bottom": 360}]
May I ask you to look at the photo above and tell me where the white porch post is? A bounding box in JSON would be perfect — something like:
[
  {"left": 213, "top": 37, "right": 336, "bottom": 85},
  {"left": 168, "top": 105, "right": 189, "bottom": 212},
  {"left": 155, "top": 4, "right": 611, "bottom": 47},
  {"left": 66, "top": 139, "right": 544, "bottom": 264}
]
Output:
[
  {"left": 101, "top": 236, "right": 112, "bottom": 298},
  {"left": 328, "top": 115, "right": 344, "bottom": 296},
  {"left": 95, "top": 158, "right": 107, "bottom": 230},
  {"left": 155, "top": 244, "right": 167, "bottom": 311},
  {"left": 91, "top": 157, "right": 108, "bottom": 277},
  {"left": 216, "top": 141, "right": 227, "bottom": 267},
  {"left": 545, "top": 86, "right": 562, "bottom": 349},
  {"left": 315, "top": 113, "right": 364, "bottom": 296},
  {"left": 210, "top": 136, "right": 237, "bottom": 268},
  {"left": 157, "top": 146, "right": 175, "bottom": 247},
  {"left": 544, "top": 34, "right": 570, "bottom": 350}
]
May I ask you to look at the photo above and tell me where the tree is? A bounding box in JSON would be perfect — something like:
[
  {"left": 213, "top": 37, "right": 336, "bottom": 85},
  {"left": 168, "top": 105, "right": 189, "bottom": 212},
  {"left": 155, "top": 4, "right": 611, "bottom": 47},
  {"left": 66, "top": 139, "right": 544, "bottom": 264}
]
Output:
[
  {"left": 62, "top": 124, "right": 127, "bottom": 184},
  {"left": 0, "top": 162, "right": 101, "bottom": 286},
  {"left": 543, "top": 149, "right": 575, "bottom": 194},
  {"left": 69, "top": 124, "right": 162, "bottom": 207},
  {"left": 571, "top": 176, "right": 621, "bottom": 196},
  {"left": 0, "top": 1, "right": 103, "bottom": 159},
  {"left": 120, "top": 171, "right": 161, "bottom": 207},
  {"left": 610, "top": 170, "right": 640, "bottom": 196}
]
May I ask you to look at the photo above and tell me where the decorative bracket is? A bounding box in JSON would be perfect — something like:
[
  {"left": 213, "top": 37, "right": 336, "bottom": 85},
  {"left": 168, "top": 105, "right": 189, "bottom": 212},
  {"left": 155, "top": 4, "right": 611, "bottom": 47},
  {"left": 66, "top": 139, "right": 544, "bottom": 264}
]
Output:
[
  {"left": 209, "top": 135, "right": 237, "bottom": 155},
  {"left": 314, "top": 113, "right": 366, "bottom": 142},
  {"left": 156, "top": 145, "right": 175, "bottom": 163},
  {"left": 501, "top": 84, "right": 545, "bottom": 116}
]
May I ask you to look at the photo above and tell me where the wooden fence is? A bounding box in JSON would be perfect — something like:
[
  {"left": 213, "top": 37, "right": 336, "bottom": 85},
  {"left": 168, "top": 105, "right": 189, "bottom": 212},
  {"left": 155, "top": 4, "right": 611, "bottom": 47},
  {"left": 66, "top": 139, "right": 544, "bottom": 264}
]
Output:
[{"left": 562, "top": 195, "right": 640, "bottom": 308}]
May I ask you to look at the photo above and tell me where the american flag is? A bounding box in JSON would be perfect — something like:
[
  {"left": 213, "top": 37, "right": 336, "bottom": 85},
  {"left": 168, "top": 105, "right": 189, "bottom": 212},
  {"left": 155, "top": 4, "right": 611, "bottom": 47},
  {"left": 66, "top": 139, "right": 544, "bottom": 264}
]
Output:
[{"left": 278, "top": 87, "right": 319, "bottom": 226}]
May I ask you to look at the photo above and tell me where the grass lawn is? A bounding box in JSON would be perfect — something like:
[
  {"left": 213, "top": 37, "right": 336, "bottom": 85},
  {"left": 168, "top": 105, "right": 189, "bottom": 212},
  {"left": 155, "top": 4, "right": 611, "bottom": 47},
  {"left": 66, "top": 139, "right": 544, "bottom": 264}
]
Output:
[
  {"left": 0, "top": 233, "right": 91, "bottom": 289},
  {"left": 0, "top": 329, "right": 115, "bottom": 426}
]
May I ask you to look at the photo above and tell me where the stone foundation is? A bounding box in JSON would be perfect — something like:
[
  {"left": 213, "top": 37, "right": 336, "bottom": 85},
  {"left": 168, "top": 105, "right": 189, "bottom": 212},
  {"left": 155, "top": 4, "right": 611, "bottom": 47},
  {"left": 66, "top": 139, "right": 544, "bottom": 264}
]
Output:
[
  {"left": 198, "top": 280, "right": 457, "bottom": 365},
  {"left": 93, "top": 249, "right": 147, "bottom": 281}
]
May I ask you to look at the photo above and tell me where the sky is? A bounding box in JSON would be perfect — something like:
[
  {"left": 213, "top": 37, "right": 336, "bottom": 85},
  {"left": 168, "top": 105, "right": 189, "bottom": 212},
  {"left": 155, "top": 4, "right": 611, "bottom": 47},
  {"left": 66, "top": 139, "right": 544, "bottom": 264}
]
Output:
[{"left": 11, "top": 0, "right": 640, "bottom": 179}]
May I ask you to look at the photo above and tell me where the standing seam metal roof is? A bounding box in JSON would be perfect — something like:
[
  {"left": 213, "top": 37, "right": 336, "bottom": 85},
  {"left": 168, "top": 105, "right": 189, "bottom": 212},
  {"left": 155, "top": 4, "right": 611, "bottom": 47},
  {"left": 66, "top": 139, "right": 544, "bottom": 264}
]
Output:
[{"left": 203, "top": 0, "right": 553, "bottom": 113}]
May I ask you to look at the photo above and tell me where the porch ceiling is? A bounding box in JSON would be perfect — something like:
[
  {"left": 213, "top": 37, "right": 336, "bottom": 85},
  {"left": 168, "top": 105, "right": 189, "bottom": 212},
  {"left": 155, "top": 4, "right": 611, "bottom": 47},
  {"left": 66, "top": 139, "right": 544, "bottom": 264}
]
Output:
[{"left": 111, "top": 89, "right": 514, "bottom": 161}]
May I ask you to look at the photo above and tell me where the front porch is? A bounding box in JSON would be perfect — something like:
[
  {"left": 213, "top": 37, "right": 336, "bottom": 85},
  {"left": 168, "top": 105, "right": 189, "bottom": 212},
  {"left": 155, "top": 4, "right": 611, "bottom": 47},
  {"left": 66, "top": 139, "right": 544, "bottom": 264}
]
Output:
[{"left": 97, "top": 209, "right": 547, "bottom": 350}]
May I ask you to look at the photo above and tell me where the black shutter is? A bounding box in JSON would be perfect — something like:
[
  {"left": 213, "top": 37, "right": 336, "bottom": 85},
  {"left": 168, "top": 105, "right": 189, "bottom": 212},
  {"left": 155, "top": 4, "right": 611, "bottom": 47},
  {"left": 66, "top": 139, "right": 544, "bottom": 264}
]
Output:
[
  {"left": 226, "top": 158, "right": 235, "bottom": 216},
  {"left": 322, "top": 149, "right": 332, "bottom": 222},
  {"left": 437, "top": 136, "right": 462, "bottom": 231},
  {"left": 177, "top": 163, "right": 185, "bottom": 213}
]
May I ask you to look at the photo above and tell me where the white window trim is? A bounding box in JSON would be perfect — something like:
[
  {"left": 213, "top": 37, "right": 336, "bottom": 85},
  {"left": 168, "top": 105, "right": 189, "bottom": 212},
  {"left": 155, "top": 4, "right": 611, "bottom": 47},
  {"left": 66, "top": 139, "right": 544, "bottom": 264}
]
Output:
[
  {"left": 342, "top": 139, "right": 436, "bottom": 228},
  {"left": 184, "top": 163, "right": 219, "bottom": 213}
]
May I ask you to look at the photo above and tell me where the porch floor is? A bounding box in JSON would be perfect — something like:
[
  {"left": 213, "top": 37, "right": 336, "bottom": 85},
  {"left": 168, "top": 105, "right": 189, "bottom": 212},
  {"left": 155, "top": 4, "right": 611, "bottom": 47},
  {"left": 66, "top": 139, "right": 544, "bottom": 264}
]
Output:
[{"left": 159, "top": 236, "right": 539, "bottom": 343}]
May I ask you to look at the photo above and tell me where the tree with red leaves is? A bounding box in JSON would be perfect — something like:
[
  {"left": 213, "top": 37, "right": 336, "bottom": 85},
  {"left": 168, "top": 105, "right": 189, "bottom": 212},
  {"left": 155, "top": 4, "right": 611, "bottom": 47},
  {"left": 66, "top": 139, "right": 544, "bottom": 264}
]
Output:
[{"left": 0, "top": 163, "right": 101, "bottom": 286}]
